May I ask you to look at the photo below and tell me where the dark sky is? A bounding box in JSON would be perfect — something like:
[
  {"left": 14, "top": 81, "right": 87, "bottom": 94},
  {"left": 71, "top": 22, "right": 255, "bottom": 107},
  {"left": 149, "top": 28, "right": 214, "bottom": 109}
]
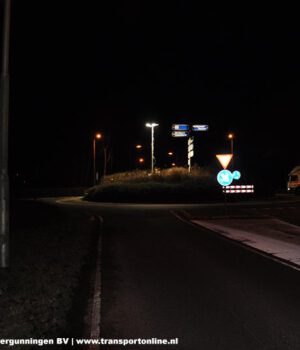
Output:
[{"left": 2, "top": 2, "right": 299, "bottom": 187}]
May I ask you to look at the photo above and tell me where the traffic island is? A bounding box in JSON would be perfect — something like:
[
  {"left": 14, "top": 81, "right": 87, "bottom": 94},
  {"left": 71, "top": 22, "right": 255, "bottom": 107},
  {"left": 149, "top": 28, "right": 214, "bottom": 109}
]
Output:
[{"left": 84, "top": 167, "right": 222, "bottom": 203}]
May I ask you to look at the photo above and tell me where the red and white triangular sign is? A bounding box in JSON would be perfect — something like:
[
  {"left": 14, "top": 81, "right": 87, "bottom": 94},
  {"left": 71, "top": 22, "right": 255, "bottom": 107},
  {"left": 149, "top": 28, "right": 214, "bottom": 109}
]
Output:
[{"left": 216, "top": 154, "right": 233, "bottom": 169}]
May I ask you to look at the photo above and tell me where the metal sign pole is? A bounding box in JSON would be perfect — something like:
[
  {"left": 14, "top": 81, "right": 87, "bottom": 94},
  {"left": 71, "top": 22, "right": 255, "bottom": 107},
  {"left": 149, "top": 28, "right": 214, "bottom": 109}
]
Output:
[
  {"left": 187, "top": 138, "right": 190, "bottom": 172},
  {"left": 224, "top": 189, "right": 228, "bottom": 217},
  {"left": 0, "top": 0, "right": 12, "bottom": 268}
]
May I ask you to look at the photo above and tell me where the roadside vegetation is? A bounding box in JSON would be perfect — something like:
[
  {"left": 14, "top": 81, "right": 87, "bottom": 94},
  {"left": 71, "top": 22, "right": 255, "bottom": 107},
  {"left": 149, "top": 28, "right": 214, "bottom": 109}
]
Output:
[
  {"left": 85, "top": 167, "right": 221, "bottom": 203},
  {"left": 0, "top": 201, "right": 97, "bottom": 347}
]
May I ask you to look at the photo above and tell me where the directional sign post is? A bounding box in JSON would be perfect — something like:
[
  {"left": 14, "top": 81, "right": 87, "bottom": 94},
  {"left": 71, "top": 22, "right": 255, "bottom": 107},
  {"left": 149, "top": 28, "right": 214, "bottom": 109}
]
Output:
[
  {"left": 171, "top": 123, "right": 209, "bottom": 171},
  {"left": 187, "top": 137, "right": 194, "bottom": 173}
]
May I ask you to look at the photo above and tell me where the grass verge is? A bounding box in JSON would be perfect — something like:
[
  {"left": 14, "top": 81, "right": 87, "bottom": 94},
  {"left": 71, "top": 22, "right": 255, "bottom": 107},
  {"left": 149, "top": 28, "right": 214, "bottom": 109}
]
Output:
[{"left": 0, "top": 200, "right": 97, "bottom": 349}]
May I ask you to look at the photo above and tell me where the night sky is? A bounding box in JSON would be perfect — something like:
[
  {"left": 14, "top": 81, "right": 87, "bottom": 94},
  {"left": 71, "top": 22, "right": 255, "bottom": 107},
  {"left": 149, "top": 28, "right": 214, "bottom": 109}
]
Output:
[{"left": 2, "top": 2, "right": 299, "bottom": 188}]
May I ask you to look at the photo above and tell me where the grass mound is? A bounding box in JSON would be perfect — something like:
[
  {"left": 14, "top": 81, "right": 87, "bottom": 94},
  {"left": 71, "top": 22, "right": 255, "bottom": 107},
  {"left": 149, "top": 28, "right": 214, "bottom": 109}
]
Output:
[{"left": 85, "top": 167, "right": 221, "bottom": 203}]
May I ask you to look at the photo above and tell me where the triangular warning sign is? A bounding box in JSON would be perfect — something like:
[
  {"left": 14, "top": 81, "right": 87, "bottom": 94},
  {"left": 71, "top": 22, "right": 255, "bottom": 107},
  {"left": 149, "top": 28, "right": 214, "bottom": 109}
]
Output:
[{"left": 216, "top": 154, "right": 233, "bottom": 169}]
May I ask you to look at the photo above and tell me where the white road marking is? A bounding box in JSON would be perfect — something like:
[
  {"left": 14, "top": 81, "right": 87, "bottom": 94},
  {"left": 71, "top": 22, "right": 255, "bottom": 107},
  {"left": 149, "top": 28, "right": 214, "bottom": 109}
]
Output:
[{"left": 89, "top": 216, "right": 103, "bottom": 350}]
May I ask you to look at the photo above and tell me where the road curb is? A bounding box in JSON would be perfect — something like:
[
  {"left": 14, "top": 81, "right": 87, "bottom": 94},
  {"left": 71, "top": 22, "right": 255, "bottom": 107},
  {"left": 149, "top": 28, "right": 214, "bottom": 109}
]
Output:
[{"left": 171, "top": 210, "right": 300, "bottom": 273}]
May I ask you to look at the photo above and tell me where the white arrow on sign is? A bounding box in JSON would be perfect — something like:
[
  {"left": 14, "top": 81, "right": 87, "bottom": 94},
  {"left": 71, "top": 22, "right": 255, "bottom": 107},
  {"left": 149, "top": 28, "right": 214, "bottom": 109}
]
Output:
[
  {"left": 188, "top": 143, "right": 194, "bottom": 152},
  {"left": 188, "top": 150, "right": 194, "bottom": 158},
  {"left": 188, "top": 137, "right": 194, "bottom": 145}
]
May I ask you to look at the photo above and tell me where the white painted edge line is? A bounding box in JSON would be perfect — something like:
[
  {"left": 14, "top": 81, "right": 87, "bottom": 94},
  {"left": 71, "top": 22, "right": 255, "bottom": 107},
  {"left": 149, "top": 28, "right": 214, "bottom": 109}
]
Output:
[
  {"left": 89, "top": 216, "right": 103, "bottom": 350},
  {"left": 170, "top": 210, "right": 300, "bottom": 273}
]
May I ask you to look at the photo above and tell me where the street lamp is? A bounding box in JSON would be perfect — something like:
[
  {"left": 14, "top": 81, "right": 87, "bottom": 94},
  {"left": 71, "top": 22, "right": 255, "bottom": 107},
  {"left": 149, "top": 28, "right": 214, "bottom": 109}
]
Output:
[
  {"left": 93, "top": 132, "right": 102, "bottom": 185},
  {"left": 228, "top": 133, "right": 234, "bottom": 154},
  {"left": 136, "top": 144, "right": 142, "bottom": 149},
  {"left": 167, "top": 151, "right": 174, "bottom": 156},
  {"left": 145, "top": 123, "right": 159, "bottom": 174}
]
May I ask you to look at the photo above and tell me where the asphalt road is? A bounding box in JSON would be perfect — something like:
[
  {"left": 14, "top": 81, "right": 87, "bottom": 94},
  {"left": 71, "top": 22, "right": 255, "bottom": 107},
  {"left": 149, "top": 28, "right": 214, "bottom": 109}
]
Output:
[
  {"left": 69, "top": 200, "right": 300, "bottom": 350},
  {"left": 56, "top": 197, "right": 300, "bottom": 349},
  {"left": 184, "top": 195, "right": 300, "bottom": 227}
]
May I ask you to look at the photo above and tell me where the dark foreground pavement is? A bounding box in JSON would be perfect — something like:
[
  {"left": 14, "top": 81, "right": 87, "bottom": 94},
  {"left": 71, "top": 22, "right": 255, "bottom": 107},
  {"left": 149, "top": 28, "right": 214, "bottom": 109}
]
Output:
[{"left": 91, "top": 203, "right": 300, "bottom": 350}]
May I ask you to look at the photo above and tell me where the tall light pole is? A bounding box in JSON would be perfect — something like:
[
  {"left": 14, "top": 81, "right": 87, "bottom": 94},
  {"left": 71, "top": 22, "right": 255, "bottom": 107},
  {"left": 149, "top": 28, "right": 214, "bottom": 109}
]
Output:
[
  {"left": 146, "top": 123, "right": 159, "bottom": 174},
  {"left": 93, "top": 133, "right": 102, "bottom": 185},
  {"left": 228, "top": 133, "right": 234, "bottom": 155},
  {"left": 0, "top": 0, "right": 12, "bottom": 268}
]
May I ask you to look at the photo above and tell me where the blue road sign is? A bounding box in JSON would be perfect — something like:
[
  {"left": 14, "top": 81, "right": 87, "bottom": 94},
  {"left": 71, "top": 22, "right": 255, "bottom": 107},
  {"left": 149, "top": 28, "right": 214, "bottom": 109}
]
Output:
[
  {"left": 233, "top": 170, "right": 241, "bottom": 180},
  {"left": 192, "top": 124, "right": 209, "bottom": 131},
  {"left": 172, "top": 124, "right": 190, "bottom": 131},
  {"left": 217, "top": 170, "right": 234, "bottom": 186}
]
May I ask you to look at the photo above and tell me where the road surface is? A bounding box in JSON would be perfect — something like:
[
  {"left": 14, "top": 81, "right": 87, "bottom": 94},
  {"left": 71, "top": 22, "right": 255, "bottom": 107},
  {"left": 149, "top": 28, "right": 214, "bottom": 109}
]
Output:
[{"left": 56, "top": 197, "right": 300, "bottom": 349}]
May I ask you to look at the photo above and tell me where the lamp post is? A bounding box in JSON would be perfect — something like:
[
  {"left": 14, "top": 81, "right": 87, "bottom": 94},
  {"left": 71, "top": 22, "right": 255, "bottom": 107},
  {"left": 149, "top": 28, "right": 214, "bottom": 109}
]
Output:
[
  {"left": 146, "top": 123, "right": 159, "bottom": 174},
  {"left": 93, "top": 133, "right": 102, "bottom": 185},
  {"left": 228, "top": 133, "right": 234, "bottom": 155},
  {"left": 0, "top": 0, "right": 12, "bottom": 268}
]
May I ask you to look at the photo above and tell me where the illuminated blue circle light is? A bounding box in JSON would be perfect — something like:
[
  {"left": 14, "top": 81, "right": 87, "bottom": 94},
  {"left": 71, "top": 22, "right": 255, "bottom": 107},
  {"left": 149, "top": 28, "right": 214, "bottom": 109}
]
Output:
[
  {"left": 233, "top": 170, "right": 241, "bottom": 180},
  {"left": 217, "top": 170, "right": 234, "bottom": 186}
]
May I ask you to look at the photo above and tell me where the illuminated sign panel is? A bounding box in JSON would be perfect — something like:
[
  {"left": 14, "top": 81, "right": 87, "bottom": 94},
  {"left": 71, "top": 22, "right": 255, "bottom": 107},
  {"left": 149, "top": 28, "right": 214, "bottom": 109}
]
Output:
[
  {"left": 216, "top": 154, "right": 233, "bottom": 169},
  {"left": 217, "top": 170, "right": 234, "bottom": 186},
  {"left": 192, "top": 125, "right": 209, "bottom": 131},
  {"left": 232, "top": 170, "right": 241, "bottom": 180},
  {"left": 217, "top": 169, "right": 242, "bottom": 187},
  {"left": 172, "top": 131, "right": 189, "bottom": 137},
  {"left": 172, "top": 124, "right": 189, "bottom": 131}
]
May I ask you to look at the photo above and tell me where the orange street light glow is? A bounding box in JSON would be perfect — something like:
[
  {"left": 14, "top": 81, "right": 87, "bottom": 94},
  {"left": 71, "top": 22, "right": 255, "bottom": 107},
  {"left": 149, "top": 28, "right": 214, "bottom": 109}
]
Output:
[
  {"left": 95, "top": 133, "right": 102, "bottom": 139},
  {"left": 171, "top": 163, "right": 176, "bottom": 166},
  {"left": 139, "top": 158, "right": 144, "bottom": 163},
  {"left": 136, "top": 144, "right": 142, "bottom": 149},
  {"left": 228, "top": 133, "right": 234, "bottom": 139},
  {"left": 168, "top": 151, "right": 174, "bottom": 156}
]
